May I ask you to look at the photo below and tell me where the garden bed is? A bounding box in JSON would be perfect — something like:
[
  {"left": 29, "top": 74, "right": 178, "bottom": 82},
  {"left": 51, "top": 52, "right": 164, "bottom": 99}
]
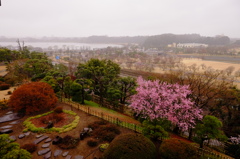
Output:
[{"left": 23, "top": 109, "right": 80, "bottom": 133}]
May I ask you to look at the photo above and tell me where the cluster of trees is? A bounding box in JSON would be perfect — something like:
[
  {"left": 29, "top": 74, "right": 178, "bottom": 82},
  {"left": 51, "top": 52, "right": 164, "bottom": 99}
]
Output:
[
  {"left": 0, "top": 47, "right": 53, "bottom": 85},
  {"left": 74, "top": 59, "right": 136, "bottom": 107},
  {"left": 0, "top": 46, "right": 137, "bottom": 111},
  {"left": 1, "top": 46, "right": 239, "bottom": 151}
]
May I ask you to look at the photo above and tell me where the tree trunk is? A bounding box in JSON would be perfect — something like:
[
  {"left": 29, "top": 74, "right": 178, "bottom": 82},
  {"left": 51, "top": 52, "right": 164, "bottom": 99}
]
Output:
[
  {"left": 200, "top": 138, "right": 204, "bottom": 148},
  {"left": 173, "top": 126, "right": 180, "bottom": 134},
  {"left": 81, "top": 88, "right": 85, "bottom": 104},
  {"left": 188, "top": 128, "right": 193, "bottom": 140}
]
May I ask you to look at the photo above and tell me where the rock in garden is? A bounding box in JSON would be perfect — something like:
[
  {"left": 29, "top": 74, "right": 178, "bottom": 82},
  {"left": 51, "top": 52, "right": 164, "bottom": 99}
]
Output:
[
  {"left": 66, "top": 155, "right": 72, "bottom": 159},
  {"left": 34, "top": 136, "right": 49, "bottom": 144},
  {"left": 52, "top": 136, "right": 62, "bottom": 145},
  {"left": 0, "top": 129, "right": 13, "bottom": 134},
  {"left": 74, "top": 155, "right": 84, "bottom": 159},
  {"left": 0, "top": 113, "right": 21, "bottom": 123},
  {"left": 45, "top": 138, "right": 52, "bottom": 143},
  {"left": 44, "top": 151, "right": 51, "bottom": 159},
  {"left": 36, "top": 134, "right": 43, "bottom": 138},
  {"left": 24, "top": 131, "right": 30, "bottom": 136},
  {"left": 38, "top": 148, "right": 51, "bottom": 156},
  {"left": 18, "top": 134, "right": 25, "bottom": 139},
  {"left": 62, "top": 151, "right": 69, "bottom": 157},
  {"left": 9, "top": 120, "right": 21, "bottom": 124},
  {"left": 9, "top": 135, "right": 16, "bottom": 141},
  {"left": 6, "top": 111, "right": 13, "bottom": 115},
  {"left": 54, "top": 149, "right": 62, "bottom": 157},
  {"left": 0, "top": 125, "right": 13, "bottom": 129},
  {"left": 42, "top": 143, "right": 51, "bottom": 148}
]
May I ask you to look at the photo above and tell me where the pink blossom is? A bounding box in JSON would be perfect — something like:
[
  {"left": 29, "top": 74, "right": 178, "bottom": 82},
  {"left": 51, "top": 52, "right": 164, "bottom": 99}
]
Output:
[{"left": 129, "top": 77, "right": 203, "bottom": 131}]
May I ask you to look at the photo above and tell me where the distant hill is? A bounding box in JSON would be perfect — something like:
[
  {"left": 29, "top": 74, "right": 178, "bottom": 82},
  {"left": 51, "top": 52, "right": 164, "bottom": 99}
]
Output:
[
  {"left": 0, "top": 34, "right": 231, "bottom": 48},
  {"left": 142, "top": 34, "right": 230, "bottom": 48},
  {"left": 79, "top": 36, "right": 148, "bottom": 44}
]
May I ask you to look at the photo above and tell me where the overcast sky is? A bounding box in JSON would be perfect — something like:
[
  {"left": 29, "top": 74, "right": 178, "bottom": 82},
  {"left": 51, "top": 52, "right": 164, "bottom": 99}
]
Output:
[{"left": 1, "top": 0, "right": 240, "bottom": 38}]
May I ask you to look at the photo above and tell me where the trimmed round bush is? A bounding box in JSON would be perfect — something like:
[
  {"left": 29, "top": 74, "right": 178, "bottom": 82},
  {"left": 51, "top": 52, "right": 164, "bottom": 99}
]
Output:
[
  {"left": 87, "top": 139, "right": 98, "bottom": 147},
  {"left": 58, "top": 135, "right": 80, "bottom": 149},
  {"left": 103, "top": 133, "right": 156, "bottom": 159},
  {"left": 91, "top": 123, "right": 121, "bottom": 142},
  {"left": 159, "top": 138, "right": 198, "bottom": 159},
  {"left": 8, "top": 82, "right": 57, "bottom": 115},
  {"left": 21, "top": 143, "right": 37, "bottom": 153}
]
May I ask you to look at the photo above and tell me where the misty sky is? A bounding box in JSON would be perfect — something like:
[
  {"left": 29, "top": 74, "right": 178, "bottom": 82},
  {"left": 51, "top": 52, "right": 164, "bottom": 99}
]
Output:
[{"left": 1, "top": 0, "right": 240, "bottom": 38}]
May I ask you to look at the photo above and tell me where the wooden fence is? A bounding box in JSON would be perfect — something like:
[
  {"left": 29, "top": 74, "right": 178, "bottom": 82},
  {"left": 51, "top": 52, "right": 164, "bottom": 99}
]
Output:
[
  {"left": 62, "top": 99, "right": 232, "bottom": 159},
  {"left": 62, "top": 99, "right": 143, "bottom": 133},
  {"left": 193, "top": 145, "right": 232, "bottom": 159}
]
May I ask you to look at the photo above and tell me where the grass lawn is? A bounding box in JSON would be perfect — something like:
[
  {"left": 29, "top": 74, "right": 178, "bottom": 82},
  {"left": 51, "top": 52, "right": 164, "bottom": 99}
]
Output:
[{"left": 75, "top": 100, "right": 140, "bottom": 125}]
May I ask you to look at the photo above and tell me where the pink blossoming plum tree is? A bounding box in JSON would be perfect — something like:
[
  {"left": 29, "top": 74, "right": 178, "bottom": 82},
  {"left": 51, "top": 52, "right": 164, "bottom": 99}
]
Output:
[{"left": 129, "top": 77, "right": 202, "bottom": 131}]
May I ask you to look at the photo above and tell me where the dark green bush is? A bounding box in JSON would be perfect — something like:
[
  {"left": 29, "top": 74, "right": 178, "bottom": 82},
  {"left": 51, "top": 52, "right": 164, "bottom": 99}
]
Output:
[
  {"left": 58, "top": 135, "right": 79, "bottom": 149},
  {"left": 88, "top": 120, "right": 108, "bottom": 130},
  {"left": 159, "top": 138, "right": 198, "bottom": 159},
  {"left": 103, "top": 133, "right": 156, "bottom": 159},
  {"left": 91, "top": 123, "right": 121, "bottom": 142},
  {"left": 142, "top": 120, "right": 169, "bottom": 140},
  {"left": 102, "top": 132, "right": 116, "bottom": 142},
  {"left": 87, "top": 139, "right": 98, "bottom": 147}
]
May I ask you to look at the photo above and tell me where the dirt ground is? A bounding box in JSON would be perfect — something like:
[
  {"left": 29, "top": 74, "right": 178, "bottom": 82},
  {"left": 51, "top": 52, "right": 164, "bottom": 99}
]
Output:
[
  {"left": 0, "top": 102, "right": 136, "bottom": 159},
  {"left": 0, "top": 87, "right": 17, "bottom": 100}
]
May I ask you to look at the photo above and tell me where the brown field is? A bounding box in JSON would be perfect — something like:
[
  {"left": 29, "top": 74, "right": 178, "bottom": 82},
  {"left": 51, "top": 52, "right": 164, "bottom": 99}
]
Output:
[
  {"left": 153, "top": 59, "right": 240, "bottom": 88},
  {"left": 182, "top": 58, "right": 240, "bottom": 71}
]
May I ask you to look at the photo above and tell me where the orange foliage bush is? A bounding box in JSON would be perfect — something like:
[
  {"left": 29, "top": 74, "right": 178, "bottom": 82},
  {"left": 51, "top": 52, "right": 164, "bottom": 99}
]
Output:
[{"left": 8, "top": 82, "right": 57, "bottom": 115}]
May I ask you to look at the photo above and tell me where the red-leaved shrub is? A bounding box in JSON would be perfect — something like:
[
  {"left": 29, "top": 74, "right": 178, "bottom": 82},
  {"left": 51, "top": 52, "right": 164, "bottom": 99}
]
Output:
[
  {"left": 8, "top": 82, "right": 57, "bottom": 115},
  {"left": 21, "top": 143, "right": 37, "bottom": 153}
]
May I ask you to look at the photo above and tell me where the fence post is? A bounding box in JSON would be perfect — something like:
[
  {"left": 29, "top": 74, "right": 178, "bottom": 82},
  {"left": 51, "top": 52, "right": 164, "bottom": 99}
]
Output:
[{"left": 117, "top": 118, "right": 119, "bottom": 125}]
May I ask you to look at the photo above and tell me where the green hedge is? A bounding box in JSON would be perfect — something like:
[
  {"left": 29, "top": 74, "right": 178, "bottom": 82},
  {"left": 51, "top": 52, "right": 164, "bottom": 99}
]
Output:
[{"left": 23, "top": 109, "right": 79, "bottom": 133}]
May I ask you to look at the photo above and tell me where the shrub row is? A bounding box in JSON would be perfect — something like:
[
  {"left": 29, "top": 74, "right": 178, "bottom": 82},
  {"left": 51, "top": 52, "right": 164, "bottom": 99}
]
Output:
[{"left": 0, "top": 81, "right": 10, "bottom": 90}]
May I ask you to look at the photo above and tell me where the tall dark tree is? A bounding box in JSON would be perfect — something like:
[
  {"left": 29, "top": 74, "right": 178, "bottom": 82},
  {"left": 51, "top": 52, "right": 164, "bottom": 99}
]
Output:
[
  {"left": 76, "top": 59, "right": 120, "bottom": 106},
  {"left": 108, "top": 76, "right": 136, "bottom": 105}
]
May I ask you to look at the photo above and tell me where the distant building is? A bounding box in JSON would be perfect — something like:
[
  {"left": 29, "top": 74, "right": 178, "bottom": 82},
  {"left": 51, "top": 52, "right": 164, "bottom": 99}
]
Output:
[{"left": 177, "top": 43, "right": 208, "bottom": 48}]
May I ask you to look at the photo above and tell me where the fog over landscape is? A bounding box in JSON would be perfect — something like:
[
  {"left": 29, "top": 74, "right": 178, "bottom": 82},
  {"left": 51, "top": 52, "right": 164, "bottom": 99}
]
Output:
[
  {"left": 0, "top": 0, "right": 240, "bottom": 38},
  {"left": 1, "top": 1, "right": 240, "bottom": 159}
]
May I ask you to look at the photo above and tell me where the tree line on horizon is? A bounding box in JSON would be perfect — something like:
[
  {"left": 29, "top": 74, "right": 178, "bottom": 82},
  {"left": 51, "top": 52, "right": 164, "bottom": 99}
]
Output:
[{"left": 0, "top": 33, "right": 233, "bottom": 48}]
